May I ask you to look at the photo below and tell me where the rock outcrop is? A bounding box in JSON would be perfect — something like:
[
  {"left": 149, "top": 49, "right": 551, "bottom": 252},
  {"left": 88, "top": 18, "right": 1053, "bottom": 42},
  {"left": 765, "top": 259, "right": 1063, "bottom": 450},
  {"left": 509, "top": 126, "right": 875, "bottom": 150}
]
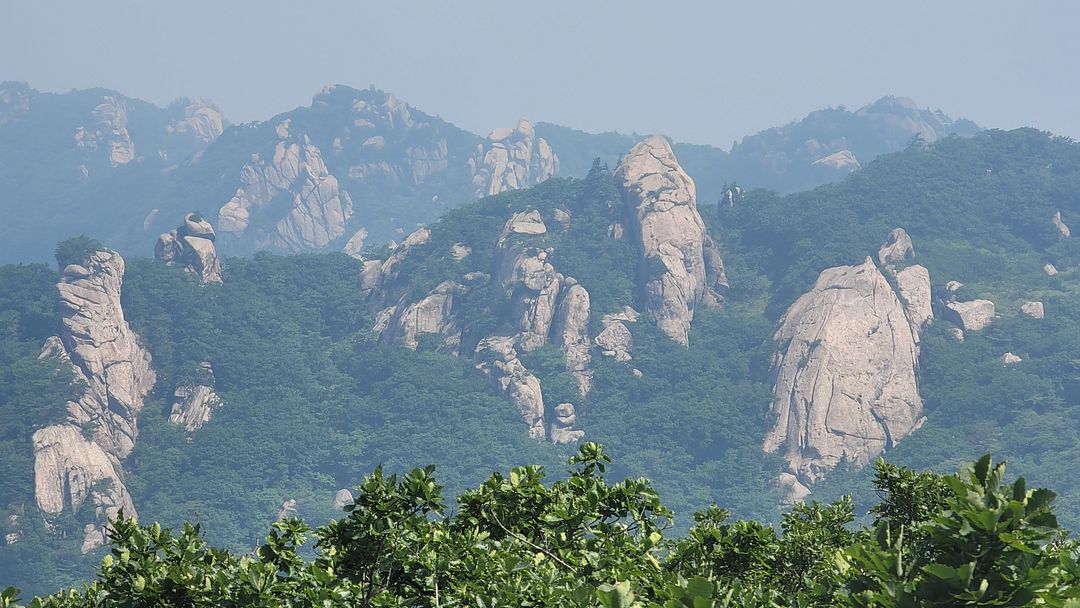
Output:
[
  {"left": 1002, "top": 352, "right": 1023, "bottom": 365},
  {"left": 894, "top": 265, "right": 933, "bottom": 335},
  {"left": 549, "top": 403, "right": 585, "bottom": 444},
  {"left": 595, "top": 307, "right": 639, "bottom": 363},
  {"left": 470, "top": 119, "right": 559, "bottom": 197},
  {"left": 616, "top": 135, "right": 727, "bottom": 345},
  {"left": 169, "top": 377, "right": 222, "bottom": 432},
  {"left": 495, "top": 212, "right": 562, "bottom": 352},
  {"left": 764, "top": 257, "right": 925, "bottom": 502},
  {"left": 945, "top": 299, "right": 996, "bottom": 331},
  {"left": 811, "top": 150, "right": 861, "bottom": 172},
  {"left": 375, "top": 280, "right": 463, "bottom": 353},
  {"left": 1053, "top": 211, "right": 1071, "bottom": 238},
  {"left": 474, "top": 336, "right": 548, "bottom": 440},
  {"left": 218, "top": 120, "right": 353, "bottom": 252},
  {"left": 155, "top": 213, "right": 223, "bottom": 284},
  {"left": 333, "top": 489, "right": 354, "bottom": 510},
  {"left": 167, "top": 98, "right": 225, "bottom": 145},
  {"left": 878, "top": 228, "right": 914, "bottom": 266},
  {"left": 554, "top": 280, "right": 592, "bottom": 396},
  {"left": 1044, "top": 264, "right": 1059, "bottom": 276},
  {"left": 33, "top": 250, "right": 155, "bottom": 552},
  {"left": 73, "top": 96, "right": 135, "bottom": 165},
  {"left": 1021, "top": 301, "right": 1045, "bottom": 319}
]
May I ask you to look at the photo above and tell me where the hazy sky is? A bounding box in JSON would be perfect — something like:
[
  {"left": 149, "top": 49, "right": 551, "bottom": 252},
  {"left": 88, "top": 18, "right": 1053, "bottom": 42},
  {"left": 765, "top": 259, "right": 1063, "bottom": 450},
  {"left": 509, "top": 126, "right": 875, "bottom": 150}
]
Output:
[{"left": 2, "top": 1, "right": 1077, "bottom": 148}]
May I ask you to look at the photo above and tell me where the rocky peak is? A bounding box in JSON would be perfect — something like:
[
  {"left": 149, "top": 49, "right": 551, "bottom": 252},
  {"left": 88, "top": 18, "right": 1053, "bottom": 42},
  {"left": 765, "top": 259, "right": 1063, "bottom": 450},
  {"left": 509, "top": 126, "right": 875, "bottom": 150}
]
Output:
[
  {"left": 155, "top": 213, "right": 223, "bottom": 284},
  {"left": 616, "top": 135, "right": 728, "bottom": 346},
  {"left": 764, "top": 255, "right": 925, "bottom": 502},
  {"left": 33, "top": 249, "right": 155, "bottom": 551},
  {"left": 470, "top": 118, "right": 559, "bottom": 197},
  {"left": 73, "top": 95, "right": 135, "bottom": 165},
  {"left": 878, "top": 227, "right": 915, "bottom": 266},
  {"left": 217, "top": 125, "right": 354, "bottom": 252}
]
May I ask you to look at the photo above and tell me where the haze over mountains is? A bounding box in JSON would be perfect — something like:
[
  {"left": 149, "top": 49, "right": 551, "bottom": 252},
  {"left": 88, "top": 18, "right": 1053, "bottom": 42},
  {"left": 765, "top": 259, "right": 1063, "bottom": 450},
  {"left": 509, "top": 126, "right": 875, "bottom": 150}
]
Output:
[{"left": 0, "top": 81, "right": 977, "bottom": 264}]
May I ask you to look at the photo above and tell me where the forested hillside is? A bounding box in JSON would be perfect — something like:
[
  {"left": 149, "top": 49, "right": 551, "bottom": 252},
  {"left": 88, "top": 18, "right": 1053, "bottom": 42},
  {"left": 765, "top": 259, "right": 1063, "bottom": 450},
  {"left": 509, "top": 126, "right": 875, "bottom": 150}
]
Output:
[{"left": 3, "top": 127, "right": 1080, "bottom": 597}]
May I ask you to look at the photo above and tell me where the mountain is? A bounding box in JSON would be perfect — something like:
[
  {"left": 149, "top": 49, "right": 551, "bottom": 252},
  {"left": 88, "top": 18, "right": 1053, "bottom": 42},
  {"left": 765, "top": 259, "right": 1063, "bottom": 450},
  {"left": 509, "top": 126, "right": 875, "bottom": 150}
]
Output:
[
  {"left": 0, "top": 83, "right": 976, "bottom": 265},
  {"left": 3, "top": 123, "right": 1080, "bottom": 595}
]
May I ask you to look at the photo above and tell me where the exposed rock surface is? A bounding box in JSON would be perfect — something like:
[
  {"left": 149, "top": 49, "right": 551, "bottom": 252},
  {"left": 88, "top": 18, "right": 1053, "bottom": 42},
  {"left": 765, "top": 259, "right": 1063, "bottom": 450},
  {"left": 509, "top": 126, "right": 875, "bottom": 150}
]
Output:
[
  {"left": 474, "top": 337, "right": 548, "bottom": 440},
  {"left": 811, "top": 150, "right": 861, "bottom": 172},
  {"left": 343, "top": 228, "right": 368, "bottom": 259},
  {"left": 333, "top": 489, "right": 354, "bottom": 510},
  {"left": 1002, "top": 352, "right": 1023, "bottom": 365},
  {"left": 361, "top": 227, "right": 432, "bottom": 300},
  {"left": 376, "top": 280, "right": 463, "bottom": 353},
  {"left": 73, "top": 96, "right": 135, "bottom": 165},
  {"left": 32, "top": 250, "right": 155, "bottom": 551},
  {"left": 167, "top": 98, "right": 225, "bottom": 145},
  {"left": 878, "top": 228, "right": 914, "bottom": 266},
  {"left": 470, "top": 119, "right": 559, "bottom": 197},
  {"left": 764, "top": 257, "right": 924, "bottom": 501},
  {"left": 946, "top": 280, "right": 964, "bottom": 293},
  {"left": 1053, "top": 211, "right": 1071, "bottom": 238},
  {"left": 549, "top": 403, "right": 585, "bottom": 444},
  {"left": 894, "top": 265, "right": 933, "bottom": 334},
  {"left": 616, "top": 135, "right": 727, "bottom": 345},
  {"left": 945, "top": 299, "right": 996, "bottom": 331},
  {"left": 155, "top": 213, "right": 223, "bottom": 284},
  {"left": 554, "top": 281, "right": 592, "bottom": 395},
  {"left": 1044, "top": 264, "right": 1059, "bottom": 276},
  {"left": 218, "top": 120, "right": 353, "bottom": 252},
  {"left": 276, "top": 499, "right": 298, "bottom": 521},
  {"left": 594, "top": 307, "right": 639, "bottom": 363},
  {"left": 1021, "top": 301, "right": 1045, "bottom": 319},
  {"left": 450, "top": 242, "right": 471, "bottom": 261},
  {"left": 169, "top": 384, "right": 222, "bottom": 432}
]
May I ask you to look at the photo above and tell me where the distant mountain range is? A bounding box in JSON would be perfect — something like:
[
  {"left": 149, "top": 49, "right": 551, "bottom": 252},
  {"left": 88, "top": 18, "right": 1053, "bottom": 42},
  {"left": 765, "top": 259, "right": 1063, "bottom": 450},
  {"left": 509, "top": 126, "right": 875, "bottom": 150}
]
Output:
[{"left": 0, "top": 81, "right": 977, "bottom": 264}]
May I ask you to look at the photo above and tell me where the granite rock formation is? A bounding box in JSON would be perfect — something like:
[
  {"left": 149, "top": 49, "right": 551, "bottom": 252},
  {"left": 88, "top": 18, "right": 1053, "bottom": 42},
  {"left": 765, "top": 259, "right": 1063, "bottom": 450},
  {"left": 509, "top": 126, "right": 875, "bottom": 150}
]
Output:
[
  {"left": 155, "top": 213, "right": 223, "bottom": 284},
  {"left": 616, "top": 135, "right": 727, "bottom": 345},
  {"left": 470, "top": 119, "right": 559, "bottom": 197},
  {"left": 764, "top": 256, "right": 925, "bottom": 502}
]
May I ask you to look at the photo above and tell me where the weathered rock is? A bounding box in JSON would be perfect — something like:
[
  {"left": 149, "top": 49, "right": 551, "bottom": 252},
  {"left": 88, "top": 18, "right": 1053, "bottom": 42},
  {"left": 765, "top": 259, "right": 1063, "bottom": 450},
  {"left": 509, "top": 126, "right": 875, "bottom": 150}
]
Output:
[
  {"left": 878, "top": 228, "right": 915, "bottom": 266},
  {"left": 276, "top": 499, "right": 298, "bottom": 521},
  {"left": 595, "top": 321, "right": 634, "bottom": 363},
  {"left": 1002, "top": 352, "right": 1023, "bottom": 365},
  {"left": 554, "top": 282, "right": 592, "bottom": 396},
  {"left": 616, "top": 135, "right": 727, "bottom": 345},
  {"left": 470, "top": 118, "right": 559, "bottom": 197},
  {"left": 764, "top": 257, "right": 925, "bottom": 501},
  {"left": 475, "top": 336, "right": 546, "bottom": 440},
  {"left": 1021, "top": 301, "right": 1045, "bottom": 319},
  {"left": 32, "top": 250, "right": 154, "bottom": 546},
  {"left": 945, "top": 299, "right": 995, "bottom": 331},
  {"left": 450, "top": 242, "right": 472, "bottom": 261},
  {"left": 1053, "top": 211, "right": 1071, "bottom": 238},
  {"left": 811, "top": 150, "right": 861, "bottom": 172},
  {"left": 949, "top": 327, "right": 965, "bottom": 342},
  {"left": 218, "top": 126, "right": 353, "bottom": 252},
  {"left": 1044, "top": 263, "right": 1059, "bottom": 276},
  {"left": 361, "top": 227, "right": 432, "bottom": 300},
  {"left": 495, "top": 211, "right": 560, "bottom": 352},
  {"left": 552, "top": 208, "right": 572, "bottom": 229},
  {"left": 946, "top": 280, "right": 964, "bottom": 293},
  {"left": 167, "top": 98, "right": 225, "bottom": 145},
  {"left": 549, "top": 403, "right": 585, "bottom": 444},
  {"left": 333, "top": 489, "right": 354, "bottom": 510},
  {"left": 73, "top": 96, "right": 135, "bottom": 165},
  {"left": 343, "top": 228, "right": 368, "bottom": 259},
  {"left": 169, "top": 384, "right": 222, "bottom": 432},
  {"left": 155, "top": 213, "right": 223, "bottom": 284},
  {"left": 608, "top": 223, "right": 624, "bottom": 240},
  {"left": 894, "top": 265, "right": 933, "bottom": 334},
  {"left": 378, "top": 281, "right": 463, "bottom": 353}
]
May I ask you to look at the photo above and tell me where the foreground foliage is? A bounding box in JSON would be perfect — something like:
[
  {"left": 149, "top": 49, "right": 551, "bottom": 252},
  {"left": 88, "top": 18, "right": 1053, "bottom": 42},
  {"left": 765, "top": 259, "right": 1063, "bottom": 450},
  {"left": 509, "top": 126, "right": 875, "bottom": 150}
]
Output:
[{"left": 4, "top": 447, "right": 1079, "bottom": 607}]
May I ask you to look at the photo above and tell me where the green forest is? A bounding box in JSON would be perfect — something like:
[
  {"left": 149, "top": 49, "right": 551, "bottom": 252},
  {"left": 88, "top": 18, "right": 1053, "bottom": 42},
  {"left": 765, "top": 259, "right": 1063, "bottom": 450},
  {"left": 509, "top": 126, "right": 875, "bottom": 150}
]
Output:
[{"left": 4, "top": 128, "right": 1080, "bottom": 600}]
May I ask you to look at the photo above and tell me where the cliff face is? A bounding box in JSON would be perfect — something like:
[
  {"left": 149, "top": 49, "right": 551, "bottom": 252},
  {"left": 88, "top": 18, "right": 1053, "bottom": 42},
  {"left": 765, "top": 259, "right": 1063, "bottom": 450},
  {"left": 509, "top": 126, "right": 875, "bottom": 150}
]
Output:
[
  {"left": 32, "top": 250, "right": 155, "bottom": 552},
  {"left": 616, "top": 135, "right": 727, "bottom": 346},
  {"left": 764, "top": 251, "right": 928, "bottom": 502}
]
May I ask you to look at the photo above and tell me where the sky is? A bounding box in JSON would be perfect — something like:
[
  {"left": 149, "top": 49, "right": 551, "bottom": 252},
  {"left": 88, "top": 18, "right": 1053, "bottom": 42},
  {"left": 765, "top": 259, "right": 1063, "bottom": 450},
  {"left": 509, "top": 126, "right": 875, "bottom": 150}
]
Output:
[{"left": 1, "top": 1, "right": 1077, "bottom": 148}]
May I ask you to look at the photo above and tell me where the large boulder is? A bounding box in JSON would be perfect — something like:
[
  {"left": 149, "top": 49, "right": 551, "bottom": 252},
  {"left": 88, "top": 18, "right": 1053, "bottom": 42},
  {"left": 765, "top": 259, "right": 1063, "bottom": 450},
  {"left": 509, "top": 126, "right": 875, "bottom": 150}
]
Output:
[
  {"left": 554, "top": 281, "right": 592, "bottom": 396},
  {"left": 878, "top": 228, "right": 914, "bottom": 266},
  {"left": 616, "top": 135, "right": 727, "bottom": 345},
  {"left": 169, "top": 384, "right": 223, "bottom": 432},
  {"left": 945, "top": 299, "right": 996, "bottom": 331},
  {"left": 1021, "top": 301, "right": 1045, "bottom": 319},
  {"left": 155, "top": 213, "right": 223, "bottom": 284},
  {"left": 764, "top": 257, "right": 925, "bottom": 501},
  {"left": 376, "top": 281, "right": 463, "bottom": 354},
  {"left": 1053, "top": 211, "right": 1071, "bottom": 238},
  {"left": 894, "top": 264, "right": 933, "bottom": 335}
]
